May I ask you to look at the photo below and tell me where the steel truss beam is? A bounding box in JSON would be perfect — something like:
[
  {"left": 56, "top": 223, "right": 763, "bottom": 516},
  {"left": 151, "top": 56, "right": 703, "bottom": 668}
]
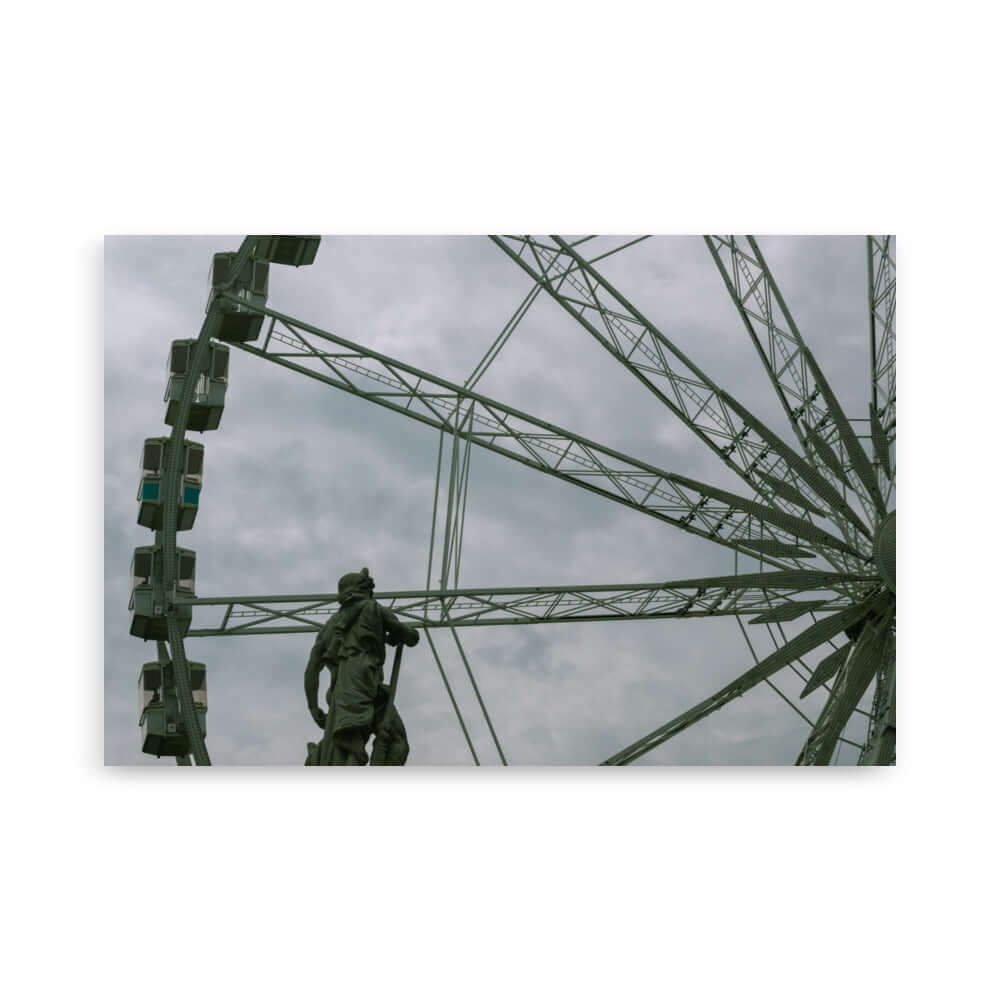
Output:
[
  {"left": 603, "top": 589, "right": 893, "bottom": 765},
  {"left": 859, "top": 629, "right": 896, "bottom": 765},
  {"left": 224, "top": 296, "right": 866, "bottom": 568},
  {"left": 705, "top": 236, "right": 888, "bottom": 530},
  {"left": 867, "top": 235, "right": 896, "bottom": 497},
  {"left": 490, "top": 235, "right": 869, "bottom": 574},
  {"left": 179, "top": 571, "right": 879, "bottom": 637}
]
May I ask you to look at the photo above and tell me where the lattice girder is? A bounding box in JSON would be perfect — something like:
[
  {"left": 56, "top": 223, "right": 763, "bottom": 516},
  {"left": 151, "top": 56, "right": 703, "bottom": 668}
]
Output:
[
  {"left": 706, "top": 235, "right": 887, "bottom": 528},
  {"left": 490, "top": 235, "right": 870, "bottom": 573},
  {"left": 224, "top": 295, "right": 866, "bottom": 568},
  {"left": 179, "top": 571, "right": 880, "bottom": 637}
]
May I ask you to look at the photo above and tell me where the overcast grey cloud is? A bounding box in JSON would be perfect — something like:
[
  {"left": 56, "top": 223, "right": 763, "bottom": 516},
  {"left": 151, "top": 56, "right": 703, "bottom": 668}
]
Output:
[{"left": 104, "top": 235, "right": 879, "bottom": 765}]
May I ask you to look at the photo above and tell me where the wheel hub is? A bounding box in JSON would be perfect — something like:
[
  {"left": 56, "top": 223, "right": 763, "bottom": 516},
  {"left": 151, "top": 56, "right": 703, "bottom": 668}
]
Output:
[{"left": 874, "top": 510, "right": 896, "bottom": 593}]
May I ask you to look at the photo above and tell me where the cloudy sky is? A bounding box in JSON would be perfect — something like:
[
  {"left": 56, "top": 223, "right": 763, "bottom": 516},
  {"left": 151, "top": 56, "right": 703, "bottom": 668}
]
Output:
[{"left": 104, "top": 235, "right": 879, "bottom": 765}]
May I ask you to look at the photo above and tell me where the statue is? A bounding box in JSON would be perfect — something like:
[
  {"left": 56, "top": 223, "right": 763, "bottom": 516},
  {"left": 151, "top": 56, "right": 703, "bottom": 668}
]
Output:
[{"left": 304, "top": 567, "right": 420, "bottom": 765}]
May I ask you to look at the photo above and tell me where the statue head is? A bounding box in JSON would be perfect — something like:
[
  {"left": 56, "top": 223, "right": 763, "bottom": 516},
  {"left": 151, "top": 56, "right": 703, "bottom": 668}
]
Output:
[{"left": 337, "top": 566, "right": 374, "bottom": 604}]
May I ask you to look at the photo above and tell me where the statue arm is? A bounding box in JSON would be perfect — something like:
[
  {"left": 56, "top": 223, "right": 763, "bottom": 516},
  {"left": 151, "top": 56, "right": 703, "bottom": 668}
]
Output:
[{"left": 381, "top": 606, "right": 420, "bottom": 648}]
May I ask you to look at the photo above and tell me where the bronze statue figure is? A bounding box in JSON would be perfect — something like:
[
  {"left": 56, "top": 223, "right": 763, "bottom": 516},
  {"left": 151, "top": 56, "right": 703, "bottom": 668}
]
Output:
[{"left": 304, "top": 567, "right": 420, "bottom": 765}]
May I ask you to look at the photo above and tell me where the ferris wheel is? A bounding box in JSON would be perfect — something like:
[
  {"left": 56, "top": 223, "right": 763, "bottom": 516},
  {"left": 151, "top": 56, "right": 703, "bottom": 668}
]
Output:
[{"left": 128, "top": 234, "right": 895, "bottom": 766}]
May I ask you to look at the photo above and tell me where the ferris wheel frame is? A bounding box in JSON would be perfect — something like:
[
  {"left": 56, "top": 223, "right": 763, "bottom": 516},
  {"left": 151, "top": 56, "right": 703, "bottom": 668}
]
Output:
[{"left": 143, "top": 234, "right": 895, "bottom": 767}]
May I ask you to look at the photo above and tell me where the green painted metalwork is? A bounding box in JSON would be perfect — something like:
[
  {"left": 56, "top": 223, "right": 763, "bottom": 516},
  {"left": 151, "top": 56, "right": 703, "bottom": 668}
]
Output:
[
  {"left": 860, "top": 633, "right": 896, "bottom": 765},
  {"left": 797, "top": 609, "right": 893, "bottom": 765},
  {"left": 748, "top": 600, "right": 829, "bottom": 624},
  {"left": 734, "top": 539, "right": 815, "bottom": 559},
  {"left": 134, "top": 234, "right": 895, "bottom": 766},
  {"left": 449, "top": 626, "right": 507, "bottom": 764},
  {"left": 159, "top": 250, "right": 246, "bottom": 765},
  {"left": 223, "top": 295, "right": 863, "bottom": 569},
  {"left": 868, "top": 226, "right": 897, "bottom": 504},
  {"left": 490, "top": 235, "right": 865, "bottom": 575},
  {"left": 465, "top": 281, "right": 542, "bottom": 392},
  {"left": 148, "top": 236, "right": 323, "bottom": 766},
  {"left": 869, "top": 403, "right": 893, "bottom": 490},
  {"left": 603, "top": 590, "right": 893, "bottom": 765},
  {"left": 755, "top": 471, "right": 826, "bottom": 517},
  {"left": 424, "top": 629, "right": 480, "bottom": 764},
  {"left": 800, "top": 643, "right": 851, "bottom": 698},
  {"left": 705, "top": 236, "right": 885, "bottom": 528},
  {"left": 254, "top": 235, "right": 321, "bottom": 267},
  {"left": 875, "top": 511, "right": 896, "bottom": 593},
  {"left": 868, "top": 236, "right": 896, "bottom": 445},
  {"left": 156, "top": 238, "right": 264, "bottom": 764},
  {"left": 178, "top": 571, "right": 878, "bottom": 637},
  {"left": 733, "top": 616, "right": 863, "bottom": 756}
]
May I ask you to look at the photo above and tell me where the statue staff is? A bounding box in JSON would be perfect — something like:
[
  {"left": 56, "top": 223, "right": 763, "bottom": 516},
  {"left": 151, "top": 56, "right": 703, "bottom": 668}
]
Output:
[{"left": 368, "top": 640, "right": 405, "bottom": 765}]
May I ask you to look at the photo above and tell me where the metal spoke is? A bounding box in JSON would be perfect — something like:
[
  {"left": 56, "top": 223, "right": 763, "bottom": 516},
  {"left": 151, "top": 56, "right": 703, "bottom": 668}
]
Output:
[
  {"left": 224, "top": 295, "right": 866, "bottom": 567},
  {"left": 602, "top": 590, "right": 892, "bottom": 765},
  {"left": 584, "top": 235, "right": 652, "bottom": 265},
  {"left": 465, "top": 282, "right": 542, "bottom": 391},
  {"left": 734, "top": 617, "right": 863, "bottom": 753},
  {"left": 859, "top": 629, "right": 896, "bottom": 764},
  {"left": 179, "top": 571, "right": 880, "bottom": 637},
  {"left": 765, "top": 612, "right": 872, "bottom": 722},
  {"left": 706, "top": 235, "right": 886, "bottom": 526},
  {"left": 425, "top": 630, "right": 480, "bottom": 765},
  {"left": 796, "top": 610, "right": 893, "bottom": 765},
  {"left": 491, "top": 234, "right": 866, "bottom": 572},
  {"left": 800, "top": 643, "right": 852, "bottom": 698},
  {"left": 449, "top": 627, "right": 507, "bottom": 765}
]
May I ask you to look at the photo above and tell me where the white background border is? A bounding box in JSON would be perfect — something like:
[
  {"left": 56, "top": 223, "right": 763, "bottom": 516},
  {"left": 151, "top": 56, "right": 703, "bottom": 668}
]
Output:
[{"left": 5, "top": 2, "right": 995, "bottom": 997}]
